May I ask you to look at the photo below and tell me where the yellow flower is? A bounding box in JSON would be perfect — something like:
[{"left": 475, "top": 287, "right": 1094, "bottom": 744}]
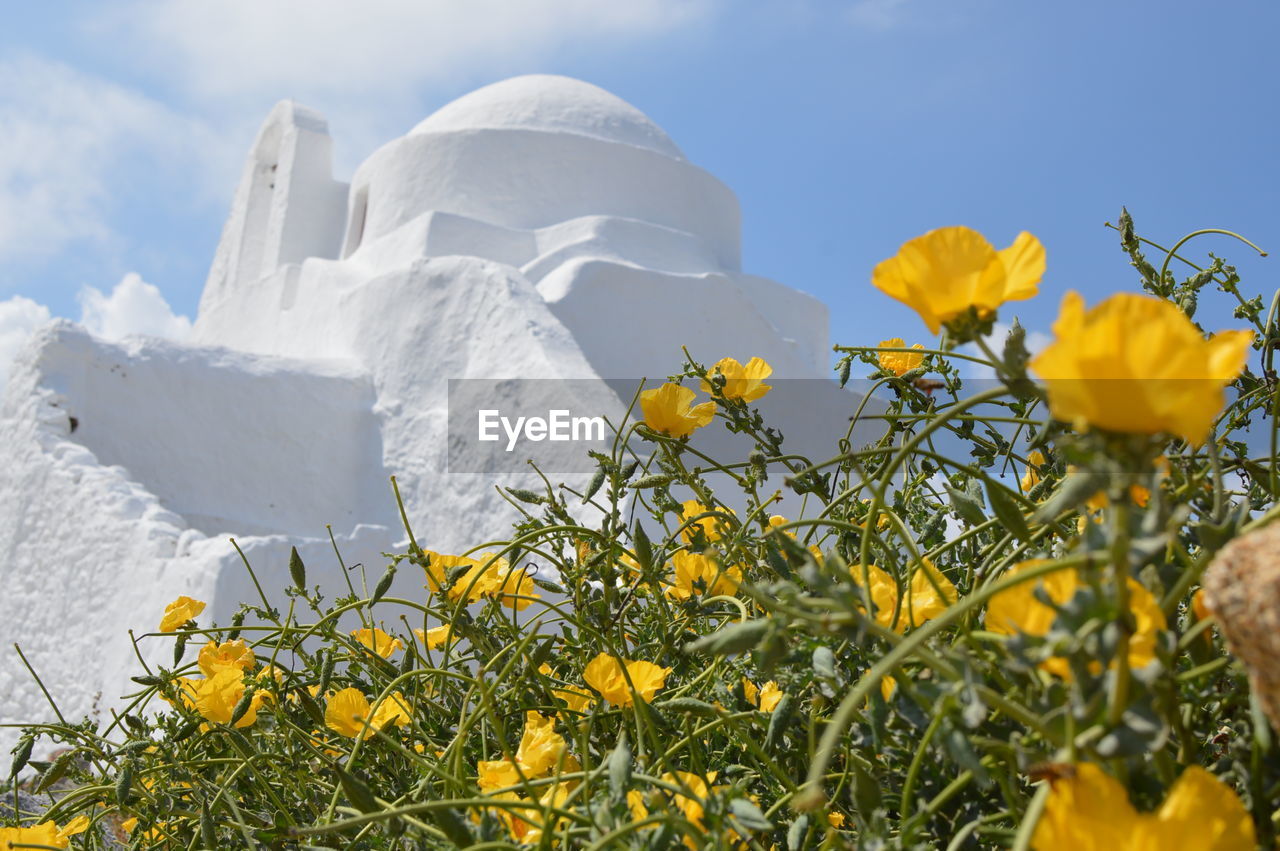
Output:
[
  {"left": 197, "top": 639, "right": 256, "bottom": 677},
  {"left": 639, "top": 383, "right": 715, "bottom": 438},
  {"left": 414, "top": 625, "right": 452, "bottom": 649},
  {"left": 539, "top": 664, "right": 597, "bottom": 716},
  {"left": 191, "top": 668, "right": 264, "bottom": 728},
  {"left": 1021, "top": 450, "right": 1046, "bottom": 493},
  {"left": 324, "top": 687, "right": 373, "bottom": 739},
  {"left": 478, "top": 759, "right": 523, "bottom": 792},
  {"left": 421, "top": 550, "right": 476, "bottom": 593},
  {"left": 849, "top": 561, "right": 957, "bottom": 633},
  {"left": 582, "top": 653, "right": 671, "bottom": 706},
  {"left": 701, "top": 356, "right": 772, "bottom": 402},
  {"left": 349, "top": 627, "right": 405, "bottom": 658},
  {"left": 371, "top": 691, "right": 413, "bottom": 731},
  {"left": 0, "top": 816, "right": 89, "bottom": 849},
  {"left": 120, "top": 816, "right": 138, "bottom": 834},
  {"left": 872, "top": 226, "right": 1044, "bottom": 334},
  {"left": 448, "top": 555, "right": 541, "bottom": 610},
  {"left": 158, "top": 595, "right": 205, "bottom": 632},
  {"left": 1030, "top": 291, "right": 1253, "bottom": 445},
  {"left": 827, "top": 811, "right": 847, "bottom": 829},
  {"left": 515, "top": 711, "right": 566, "bottom": 776},
  {"left": 1032, "top": 762, "right": 1254, "bottom": 850},
  {"left": 680, "top": 500, "right": 734, "bottom": 544},
  {"left": 628, "top": 772, "right": 729, "bottom": 847},
  {"left": 742, "top": 676, "right": 784, "bottom": 711},
  {"left": 668, "top": 550, "right": 742, "bottom": 600},
  {"left": 985, "top": 561, "right": 1167, "bottom": 679},
  {"left": 877, "top": 338, "right": 926, "bottom": 376}
]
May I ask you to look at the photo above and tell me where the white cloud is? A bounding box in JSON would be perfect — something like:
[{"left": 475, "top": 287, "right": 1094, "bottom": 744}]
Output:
[
  {"left": 847, "top": 0, "right": 911, "bottom": 30},
  {"left": 96, "top": 1, "right": 713, "bottom": 108},
  {"left": 77, "top": 274, "right": 193, "bottom": 342},
  {"left": 0, "top": 55, "right": 212, "bottom": 264},
  {"left": 0, "top": 296, "right": 53, "bottom": 397},
  {"left": 0, "top": 275, "right": 191, "bottom": 397}
]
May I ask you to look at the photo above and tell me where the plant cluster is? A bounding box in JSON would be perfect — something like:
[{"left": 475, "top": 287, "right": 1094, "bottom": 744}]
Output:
[{"left": 3, "top": 213, "right": 1277, "bottom": 849}]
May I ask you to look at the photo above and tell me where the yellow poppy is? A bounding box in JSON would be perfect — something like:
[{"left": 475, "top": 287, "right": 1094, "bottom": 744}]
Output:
[
  {"left": 191, "top": 668, "right": 264, "bottom": 728},
  {"left": 872, "top": 226, "right": 1044, "bottom": 334},
  {"left": 877, "top": 338, "right": 926, "bottom": 376},
  {"left": 324, "top": 687, "right": 374, "bottom": 739},
  {"left": 680, "top": 500, "right": 734, "bottom": 543},
  {"left": 1030, "top": 291, "right": 1253, "bottom": 445},
  {"left": 1021, "top": 450, "right": 1046, "bottom": 493},
  {"left": 582, "top": 653, "right": 671, "bottom": 706},
  {"left": 197, "top": 639, "right": 256, "bottom": 677},
  {"left": 1032, "top": 762, "right": 1254, "bottom": 850},
  {"left": 515, "top": 711, "right": 566, "bottom": 776},
  {"left": 985, "top": 561, "right": 1167, "bottom": 679},
  {"left": 414, "top": 625, "right": 452, "bottom": 649},
  {"left": 349, "top": 627, "right": 405, "bottom": 658},
  {"left": 667, "top": 550, "right": 742, "bottom": 600},
  {"left": 849, "top": 561, "right": 957, "bottom": 633},
  {"left": 701, "top": 356, "right": 772, "bottom": 402},
  {"left": 158, "top": 595, "right": 205, "bottom": 632},
  {"left": 639, "top": 383, "right": 715, "bottom": 438}
]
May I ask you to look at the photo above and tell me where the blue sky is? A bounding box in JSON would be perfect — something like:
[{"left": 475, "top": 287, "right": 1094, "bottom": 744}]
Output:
[{"left": 0, "top": 0, "right": 1275, "bottom": 374}]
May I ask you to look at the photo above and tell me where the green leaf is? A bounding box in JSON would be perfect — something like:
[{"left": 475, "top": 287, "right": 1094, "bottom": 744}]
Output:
[
  {"left": 505, "top": 487, "right": 546, "bottom": 504},
  {"left": 986, "top": 481, "right": 1031, "bottom": 542},
  {"left": 36, "top": 750, "right": 76, "bottom": 793},
  {"left": 583, "top": 466, "right": 607, "bottom": 503},
  {"left": 336, "top": 765, "right": 381, "bottom": 814},
  {"left": 1033, "top": 470, "right": 1105, "bottom": 523},
  {"left": 9, "top": 736, "right": 33, "bottom": 778},
  {"left": 607, "top": 735, "right": 631, "bottom": 801},
  {"left": 684, "top": 619, "right": 771, "bottom": 656},
  {"left": 729, "top": 797, "right": 773, "bottom": 832},
  {"left": 947, "top": 485, "right": 987, "bottom": 527},
  {"left": 632, "top": 522, "right": 654, "bottom": 575},
  {"left": 370, "top": 565, "right": 397, "bottom": 605},
  {"left": 630, "top": 474, "right": 673, "bottom": 489},
  {"left": 657, "top": 698, "right": 720, "bottom": 717},
  {"left": 288, "top": 546, "right": 307, "bottom": 590},
  {"left": 765, "top": 694, "right": 796, "bottom": 750}
]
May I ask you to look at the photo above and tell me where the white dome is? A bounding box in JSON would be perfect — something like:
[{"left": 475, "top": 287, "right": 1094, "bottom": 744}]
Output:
[{"left": 411, "top": 75, "right": 685, "bottom": 160}]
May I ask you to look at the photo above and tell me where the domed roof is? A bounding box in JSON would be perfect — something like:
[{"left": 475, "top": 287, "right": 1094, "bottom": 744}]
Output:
[{"left": 410, "top": 75, "right": 685, "bottom": 160}]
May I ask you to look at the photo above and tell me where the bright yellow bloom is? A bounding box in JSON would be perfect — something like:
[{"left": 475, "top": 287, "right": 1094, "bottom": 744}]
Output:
[
  {"left": 702, "top": 356, "right": 772, "bottom": 402},
  {"left": 349, "top": 627, "right": 405, "bottom": 658},
  {"left": 582, "top": 653, "right": 671, "bottom": 706},
  {"left": 639, "top": 383, "right": 715, "bottom": 438},
  {"left": 478, "top": 759, "right": 524, "bottom": 792},
  {"left": 668, "top": 550, "right": 742, "bottom": 600},
  {"left": 191, "top": 668, "right": 264, "bottom": 728},
  {"left": 197, "top": 639, "right": 256, "bottom": 677},
  {"left": 986, "top": 561, "right": 1167, "bottom": 679},
  {"left": 324, "top": 687, "right": 374, "bottom": 739},
  {"left": 877, "top": 338, "right": 926, "bottom": 376},
  {"left": 414, "top": 625, "right": 452, "bottom": 649},
  {"left": 1030, "top": 291, "right": 1253, "bottom": 445},
  {"left": 448, "top": 555, "right": 541, "bottom": 610},
  {"left": 421, "top": 550, "right": 477, "bottom": 593},
  {"left": 539, "top": 664, "right": 597, "bottom": 716},
  {"left": 1032, "top": 762, "right": 1254, "bottom": 850},
  {"left": 742, "top": 677, "right": 783, "bottom": 710},
  {"left": 369, "top": 691, "right": 412, "bottom": 731},
  {"left": 628, "top": 772, "right": 729, "bottom": 848},
  {"left": 849, "top": 561, "right": 957, "bottom": 633},
  {"left": 872, "top": 226, "right": 1044, "bottom": 334},
  {"left": 0, "top": 815, "right": 89, "bottom": 849},
  {"left": 515, "top": 711, "right": 566, "bottom": 776},
  {"left": 120, "top": 816, "right": 139, "bottom": 834},
  {"left": 680, "top": 500, "right": 734, "bottom": 544},
  {"left": 1021, "top": 450, "right": 1046, "bottom": 493},
  {"left": 827, "top": 811, "right": 847, "bottom": 829},
  {"left": 158, "top": 595, "right": 205, "bottom": 632}
]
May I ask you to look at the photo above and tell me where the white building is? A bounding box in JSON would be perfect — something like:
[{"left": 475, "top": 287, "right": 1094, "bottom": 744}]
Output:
[{"left": 0, "top": 75, "right": 839, "bottom": 743}]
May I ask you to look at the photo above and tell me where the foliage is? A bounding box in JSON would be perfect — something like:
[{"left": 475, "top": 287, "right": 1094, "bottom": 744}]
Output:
[{"left": 3, "top": 213, "right": 1278, "bottom": 849}]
